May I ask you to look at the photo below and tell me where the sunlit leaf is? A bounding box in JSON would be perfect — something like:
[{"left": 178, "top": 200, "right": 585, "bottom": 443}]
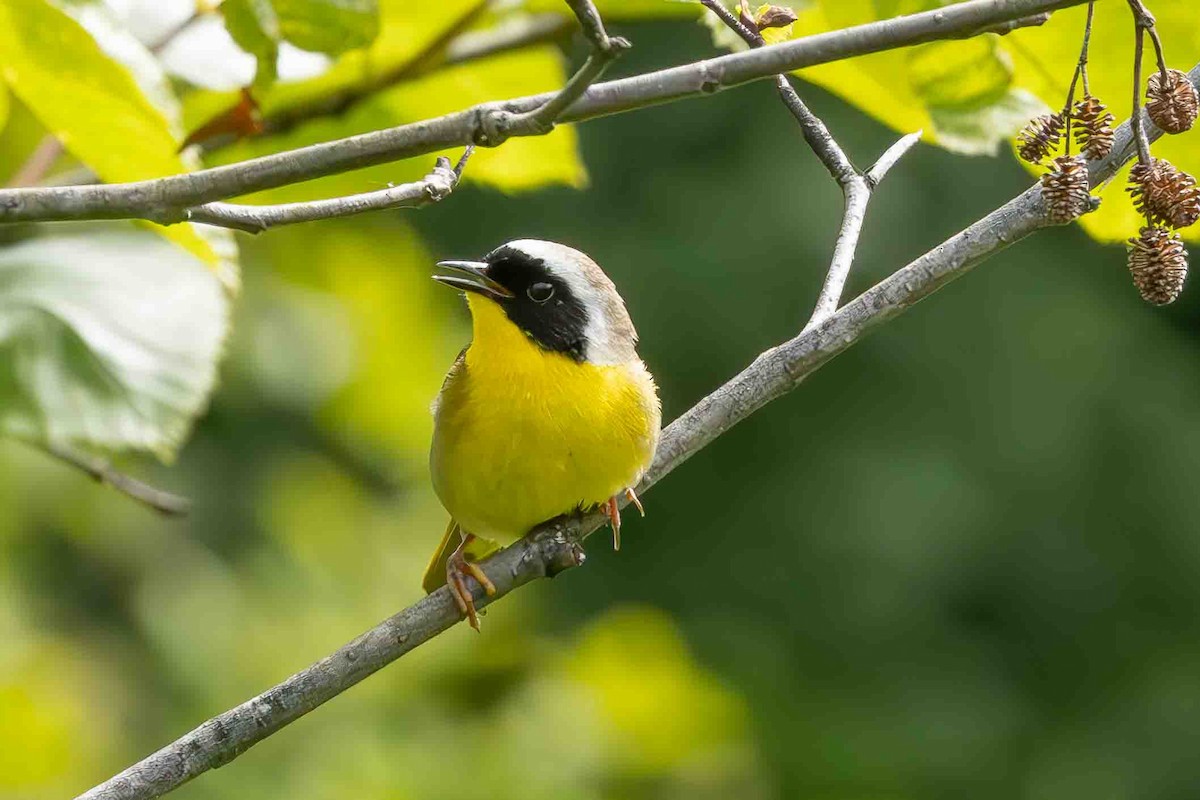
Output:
[
  {"left": 202, "top": 46, "right": 586, "bottom": 203},
  {"left": 55, "top": 0, "right": 185, "bottom": 130},
  {"left": 0, "top": 229, "right": 229, "bottom": 458},
  {"left": 0, "top": 82, "right": 8, "bottom": 134},
  {"left": 788, "top": 2, "right": 1027, "bottom": 154},
  {"left": 274, "top": 0, "right": 380, "bottom": 55},
  {"left": 0, "top": 0, "right": 235, "bottom": 271}
]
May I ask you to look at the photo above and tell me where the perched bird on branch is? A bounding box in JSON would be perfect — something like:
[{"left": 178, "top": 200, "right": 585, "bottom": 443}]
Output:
[{"left": 424, "top": 240, "right": 661, "bottom": 629}]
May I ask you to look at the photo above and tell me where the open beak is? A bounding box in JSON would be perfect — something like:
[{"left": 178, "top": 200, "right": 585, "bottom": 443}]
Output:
[{"left": 433, "top": 260, "right": 514, "bottom": 300}]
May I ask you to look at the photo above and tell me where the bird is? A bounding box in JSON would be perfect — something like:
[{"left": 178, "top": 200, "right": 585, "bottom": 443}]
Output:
[{"left": 424, "top": 239, "right": 661, "bottom": 629}]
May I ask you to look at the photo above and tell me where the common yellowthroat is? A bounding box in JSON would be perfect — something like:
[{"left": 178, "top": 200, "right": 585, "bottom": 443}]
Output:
[{"left": 425, "top": 240, "right": 661, "bottom": 629}]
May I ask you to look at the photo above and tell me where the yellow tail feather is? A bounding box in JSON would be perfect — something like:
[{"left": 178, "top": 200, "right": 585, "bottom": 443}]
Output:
[{"left": 421, "top": 520, "right": 501, "bottom": 594}]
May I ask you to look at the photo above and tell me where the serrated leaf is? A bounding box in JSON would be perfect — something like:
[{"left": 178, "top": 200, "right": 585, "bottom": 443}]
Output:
[
  {"left": 0, "top": 0, "right": 236, "bottom": 274},
  {"left": 0, "top": 229, "right": 229, "bottom": 458}
]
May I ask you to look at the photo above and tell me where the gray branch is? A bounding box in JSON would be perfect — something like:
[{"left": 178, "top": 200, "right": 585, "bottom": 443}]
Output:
[
  {"left": 0, "top": 0, "right": 1088, "bottom": 225},
  {"left": 42, "top": 443, "right": 191, "bottom": 517},
  {"left": 805, "top": 130, "right": 923, "bottom": 329},
  {"left": 186, "top": 152, "right": 469, "bottom": 233},
  {"left": 480, "top": 1, "right": 631, "bottom": 143},
  {"left": 74, "top": 59, "right": 1199, "bottom": 800}
]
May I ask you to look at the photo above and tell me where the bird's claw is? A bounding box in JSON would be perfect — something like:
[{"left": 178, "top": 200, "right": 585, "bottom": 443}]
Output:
[{"left": 446, "top": 546, "right": 495, "bottom": 632}]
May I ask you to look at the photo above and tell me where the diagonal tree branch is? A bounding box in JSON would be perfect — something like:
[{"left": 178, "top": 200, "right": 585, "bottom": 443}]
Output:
[
  {"left": 185, "top": 151, "right": 471, "bottom": 233},
  {"left": 0, "top": 0, "right": 1088, "bottom": 226},
  {"left": 41, "top": 443, "right": 191, "bottom": 517},
  {"left": 73, "top": 60, "right": 1198, "bottom": 800}
]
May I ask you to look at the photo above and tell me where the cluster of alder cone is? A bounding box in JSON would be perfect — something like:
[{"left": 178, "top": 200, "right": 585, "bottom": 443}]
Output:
[{"left": 1016, "top": 19, "right": 1198, "bottom": 305}]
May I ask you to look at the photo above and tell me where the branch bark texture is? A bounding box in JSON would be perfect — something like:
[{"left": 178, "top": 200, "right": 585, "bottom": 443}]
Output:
[
  {"left": 185, "top": 152, "right": 469, "bottom": 233},
  {"left": 0, "top": 0, "right": 1087, "bottom": 225},
  {"left": 75, "top": 58, "right": 1200, "bottom": 800}
]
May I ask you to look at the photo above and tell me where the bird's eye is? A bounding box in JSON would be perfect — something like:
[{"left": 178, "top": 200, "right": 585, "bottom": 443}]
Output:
[{"left": 527, "top": 282, "right": 555, "bottom": 303}]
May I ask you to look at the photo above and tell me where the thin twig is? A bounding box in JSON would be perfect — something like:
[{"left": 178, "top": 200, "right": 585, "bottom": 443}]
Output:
[
  {"left": 700, "top": 0, "right": 914, "bottom": 326},
  {"left": 4, "top": 136, "right": 64, "bottom": 188},
  {"left": 1130, "top": 24, "right": 1153, "bottom": 164},
  {"left": 41, "top": 443, "right": 191, "bottom": 517},
  {"left": 865, "top": 130, "right": 924, "bottom": 187},
  {"left": 1062, "top": 0, "right": 1096, "bottom": 154},
  {"left": 0, "top": 0, "right": 1091, "bottom": 225},
  {"left": 69, "top": 75, "right": 1177, "bottom": 800},
  {"left": 247, "top": 1, "right": 493, "bottom": 142},
  {"left": 187, "top": 151, "right": 470, "bottom": 233},
  {"left": 979, "top": 12, "right": 1052, "bottom": 35},
  {"left": 479, "top": 1, "right": 630, "bottom": 143},
  {"left": 804, "top": 129, "right": 923, "bottom": 327},
  {"left": 773, "top": 76, "right": 857, "bottom": 182}
]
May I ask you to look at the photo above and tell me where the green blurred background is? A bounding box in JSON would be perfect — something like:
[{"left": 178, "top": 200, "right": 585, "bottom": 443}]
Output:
[{"left": 5, "top": 8, "right": 1200, "bottom": 800}]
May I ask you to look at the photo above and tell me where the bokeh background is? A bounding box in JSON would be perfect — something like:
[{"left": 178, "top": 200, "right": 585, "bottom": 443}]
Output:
[{"left": 4, "top": 3, "right": 1200, "bottom": 800}]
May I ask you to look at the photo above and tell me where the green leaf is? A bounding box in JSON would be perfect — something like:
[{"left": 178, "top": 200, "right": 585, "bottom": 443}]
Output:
[
  {"left": 0, "top": 0, "right": 236, "bottom": 275},
  {"left": 221, "top": 0, "right": 281, "bottom": 90},
  {"left": 273, "top": 0, "right": 380, "bottom": 55},
  {"left": 787, "top": 2, "right": 1028, "bottom": 154},
  {"left": 220, "top": 0, "right": 379, "bottom": 89},
  {"left": 201, "top": 46, "right": 586, "bottom": 203},
  {"left": 0, "top": 229, "right": 229, "bottom": 458},
  {"left": 0, "top": 83, "right": 8, "bottom": 135},
  {"left": 54, "top": 0, "right": 184, "bottom": 131}
]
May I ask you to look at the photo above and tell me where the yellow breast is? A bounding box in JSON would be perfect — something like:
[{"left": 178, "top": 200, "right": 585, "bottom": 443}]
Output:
[{"left": 431, "top": 296, "right": 660, "bottom": 543}]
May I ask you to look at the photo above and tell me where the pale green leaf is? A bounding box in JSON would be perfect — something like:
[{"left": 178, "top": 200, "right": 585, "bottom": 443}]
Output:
[
  {"left": 220, "top": 0, "right": 379, "bottom": 89},
  {"left": 53, "top": 0, "right": 184, "bottom": 132},
  {"left": 202, "top": 46, "right": 585, "bottom": 203},
  {"left": 0, "top": 83, "right": 8, "bottom": 135},
  {"left": 0, "top": 0, "right": 236, "bottom": 273},
  {"left": 932, "top": 88, "right": 1049, "bottom": 157},
  {"left": 274, "top": 0, "right": 380, "bottom": 55},
  {"left": 0, "top": 229, "right": 229, "bottom": 458},
  {"left": 786, "top": 2, "right": 1025, "bottom": 153}
]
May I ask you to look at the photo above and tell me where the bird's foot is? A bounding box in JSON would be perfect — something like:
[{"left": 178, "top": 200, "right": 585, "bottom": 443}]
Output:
[
  {"left": 601, "top": 488, "right": 645, "bottom": 552},
  {"left": 625, "top": 487, "right": 645, "bottom": 517},
  {"left": 446, "top": 537, "right": 496, "bottom": 632}
]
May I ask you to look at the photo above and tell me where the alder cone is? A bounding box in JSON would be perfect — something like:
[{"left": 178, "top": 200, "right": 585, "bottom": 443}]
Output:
[
  {"left": 1146, "top": 69, "right": 1199, "bottom": 134},
  {"left": 1072, "top": 95, "right": 1114, "bottom": 160},
  {"left": 1041, "top": 155, "right": 1091, "bottom": 224},
  {"left": 1127, "top": 159, "right": 1200, "bottom": 229},
  {"left": 1128, "top": 226, "right": 1189, "bottom": 305},
  {"left": 1017, "top": 112, "right": 1065, "bottom": 165}
]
